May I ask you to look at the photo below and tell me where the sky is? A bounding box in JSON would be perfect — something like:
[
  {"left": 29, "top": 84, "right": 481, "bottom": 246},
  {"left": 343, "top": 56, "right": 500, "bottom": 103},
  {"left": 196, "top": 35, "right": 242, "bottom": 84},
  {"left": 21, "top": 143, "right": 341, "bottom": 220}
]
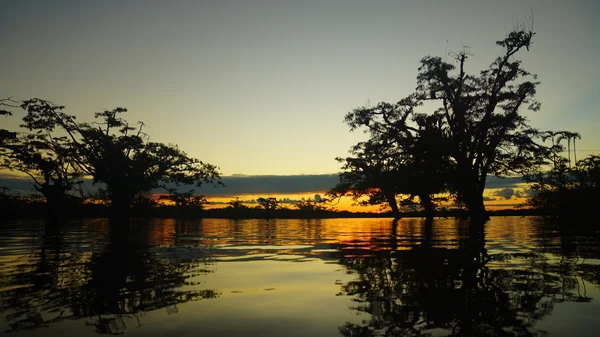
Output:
[{"left": 1, "top": 0, "right": 599, "bottom": 178}]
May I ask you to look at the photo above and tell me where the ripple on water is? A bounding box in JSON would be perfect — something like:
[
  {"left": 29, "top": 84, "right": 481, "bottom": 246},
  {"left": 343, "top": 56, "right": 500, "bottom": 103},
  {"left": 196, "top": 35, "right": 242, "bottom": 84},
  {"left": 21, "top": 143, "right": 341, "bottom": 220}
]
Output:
[{"left": 0, "top": 217, "right": 599, "bottom": 337}]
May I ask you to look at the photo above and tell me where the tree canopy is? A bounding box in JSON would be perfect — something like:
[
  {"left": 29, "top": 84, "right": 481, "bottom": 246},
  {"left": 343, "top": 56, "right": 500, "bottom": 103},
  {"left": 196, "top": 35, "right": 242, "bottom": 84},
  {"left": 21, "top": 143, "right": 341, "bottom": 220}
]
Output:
[
  {"left": 336, "top": 29, "right": 553, "bottom": 222},
  {"left": 1, "top": 98, "right": 222, "bottom": 222},
  {"left": 526, "top": 152, "right": 600, "bottom": 221}
]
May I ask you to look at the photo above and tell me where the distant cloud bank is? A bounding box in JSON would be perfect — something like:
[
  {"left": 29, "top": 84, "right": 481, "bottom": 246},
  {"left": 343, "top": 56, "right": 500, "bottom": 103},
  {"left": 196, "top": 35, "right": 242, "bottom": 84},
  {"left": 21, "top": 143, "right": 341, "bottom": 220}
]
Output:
[
  {"left": 0, "top": 173, "right": 527, "bottom": 197},
  {"left": 197, "top": 174, "right": 339, "bottom": 195}
]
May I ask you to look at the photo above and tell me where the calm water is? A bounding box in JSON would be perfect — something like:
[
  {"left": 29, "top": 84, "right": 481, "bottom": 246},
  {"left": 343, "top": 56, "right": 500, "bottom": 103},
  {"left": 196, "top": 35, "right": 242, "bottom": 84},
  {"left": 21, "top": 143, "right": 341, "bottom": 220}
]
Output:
[{"left": 1, "top": 217, "right": 599, "bottom": 336}]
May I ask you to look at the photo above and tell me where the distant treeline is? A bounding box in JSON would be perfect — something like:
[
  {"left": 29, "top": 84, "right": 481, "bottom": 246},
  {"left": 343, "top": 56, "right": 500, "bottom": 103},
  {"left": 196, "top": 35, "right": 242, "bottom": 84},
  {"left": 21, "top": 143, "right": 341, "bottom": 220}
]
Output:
[{"left": 0, "top": 192, "right": 542, "bottom": 220}]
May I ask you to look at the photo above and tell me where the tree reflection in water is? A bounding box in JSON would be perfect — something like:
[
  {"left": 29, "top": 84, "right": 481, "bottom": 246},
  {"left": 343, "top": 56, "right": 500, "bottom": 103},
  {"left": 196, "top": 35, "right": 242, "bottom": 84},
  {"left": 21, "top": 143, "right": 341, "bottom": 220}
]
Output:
[
  {"left": 338, "top": 219, "right": 597, "bottom": 337},
  {"left": 2, "top": 219, "right": 218, "bottom": 335}
]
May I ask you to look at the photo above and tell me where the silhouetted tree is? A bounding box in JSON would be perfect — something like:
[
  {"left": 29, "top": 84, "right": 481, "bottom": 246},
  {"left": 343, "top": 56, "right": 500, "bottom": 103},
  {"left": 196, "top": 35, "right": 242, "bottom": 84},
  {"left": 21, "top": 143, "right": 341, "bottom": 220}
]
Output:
[
  {"left": 15, "top": 98, "right": 222, "bottom": 225},
  {"left": 329, "top": 138, "right": 405, "bottom": 217},
  {"left": 159, "top": 189, "right": 207, "bottom": 209},
  {"left": 227, "top": 197, "right": 247, "bottom": 209},
  {"left": 0, "top": 99, "right": 19, "bottom": 149},
  {"left": 335, "top": 104, "right": 450, "bottom": 219},
  {"left": 294, "top": 197, "right": 329, "bottom": 212},
  {"left": 343, "top": 28, "right": 551, "bottom": 223},
  {"left": 158, "top": 188, "right": 207, "bottom": 217},
  {"left": 130, "top": 191, "right": 158, "bottom": 215},
  {"left": 557, "top": 131, "right": 581, "bottom": 168},
  {"left": 541, "top": 130, "right": 567, "bottom": 168},
  {"left": 256, "top": 197, "right": 279, "bottom": 210},
  {"left": 0, "top": 99, "right": 82, "bottom": 218},
  {"left": 526, "top": 154, "right": 600, "bottom": 221}
]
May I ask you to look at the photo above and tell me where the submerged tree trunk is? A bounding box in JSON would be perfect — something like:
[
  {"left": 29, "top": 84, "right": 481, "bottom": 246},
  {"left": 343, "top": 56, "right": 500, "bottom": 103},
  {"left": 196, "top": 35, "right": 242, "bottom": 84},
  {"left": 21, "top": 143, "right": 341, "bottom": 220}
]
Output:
[
  {"left": 108, "top": 208, "right": 130, "bottom": 245},
  {"left": 464, "top": 192, "right": 489, "bottom": 225},
  {"left": 419, "top": 193, "right": 435, "bottom": 220},
  {"left": 384, "top": 190, "right": 401, "bottom": 219},
  {"left": 38, "top": 186, "right": 69, "bottom": 226},
  {"left": 108, "top": 191, "right": 134, "bottom": 244},
  {"left": 422, "top": 217, "right": 433, "bottom": 249},
  {"left": 456, "top": 168, "right": 490, "bottom": 224},
  {"left": 44, "top": 197, "right": 62, "bottom": 220}
]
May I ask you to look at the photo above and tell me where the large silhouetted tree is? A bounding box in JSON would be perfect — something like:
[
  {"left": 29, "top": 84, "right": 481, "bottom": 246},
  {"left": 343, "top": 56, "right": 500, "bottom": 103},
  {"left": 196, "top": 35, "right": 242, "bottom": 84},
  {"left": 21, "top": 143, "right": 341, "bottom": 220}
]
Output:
[
  {"left": 1, "top": 98, "right": 83, "bottom": 217},
  {"left": 334, "top": 103, "right": 450, "bottom": 218},
  {"left": 11, "top": 98, "right": 222, "bottom": 226},
  {"left": 4, "top": 134, "right": 82, "bottom": 216},
  {"left": 343, "top": 29, "right": 551, "bottom": 223},
  {"left": 329, "top": 137, "right": 405, "bottom": 217}
]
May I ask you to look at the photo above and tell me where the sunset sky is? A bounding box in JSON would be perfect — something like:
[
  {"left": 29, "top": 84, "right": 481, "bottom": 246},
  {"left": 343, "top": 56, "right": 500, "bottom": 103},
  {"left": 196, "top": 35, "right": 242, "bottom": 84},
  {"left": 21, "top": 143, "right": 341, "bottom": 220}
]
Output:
[{"left": 1, "top": 1, "right": 599, "bottom": 209}]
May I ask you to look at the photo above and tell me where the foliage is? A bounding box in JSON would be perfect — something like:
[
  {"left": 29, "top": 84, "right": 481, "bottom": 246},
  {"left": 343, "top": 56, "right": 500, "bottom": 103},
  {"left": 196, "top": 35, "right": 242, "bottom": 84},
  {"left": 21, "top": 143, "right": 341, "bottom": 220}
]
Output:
[
  {"left": 158, "top": 189, "right": 207, "bottom": 209},
  {"left": 555, "top": 131, "right": 581, "bottom": 167},
  {"left": 338, "top": 28, "right": 553, "bottom": 222},
  {"left": 526, "top": 154, "right": 600, "bottom": 220},
  {"left": 256, "top": 197, "right": 279, "bottom": 210},
  {"left": 0, "top": 99, "right": 19, "bottom": 151},
  {"left": 227, "top": 197, "right": 247, "bottom": 209},
  {"left": 2, "top": 98, "right": 222, "bottom": 218},
  {"left": 293, "top": 197, "right": 329, "bottom": 212},
  {"left": 330, "top": 112, "right": 450, "bottom": 216},
  {"left": 1, "top": 99, "right": 83, "bottom": 214}
]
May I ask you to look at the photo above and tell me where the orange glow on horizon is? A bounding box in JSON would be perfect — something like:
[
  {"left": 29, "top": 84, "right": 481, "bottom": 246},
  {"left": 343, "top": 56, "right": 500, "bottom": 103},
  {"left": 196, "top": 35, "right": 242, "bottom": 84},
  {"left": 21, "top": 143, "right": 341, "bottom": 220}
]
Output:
[{"left": 201, "top": 191, "right": 528, "bottom": 213}]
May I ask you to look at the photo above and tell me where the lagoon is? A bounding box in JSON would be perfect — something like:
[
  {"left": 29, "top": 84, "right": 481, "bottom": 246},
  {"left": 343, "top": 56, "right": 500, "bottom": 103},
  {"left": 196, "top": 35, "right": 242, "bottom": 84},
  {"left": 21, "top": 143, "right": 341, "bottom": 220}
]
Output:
[{"left": 1, "top": 217, "right": 599, "bottom": 336}]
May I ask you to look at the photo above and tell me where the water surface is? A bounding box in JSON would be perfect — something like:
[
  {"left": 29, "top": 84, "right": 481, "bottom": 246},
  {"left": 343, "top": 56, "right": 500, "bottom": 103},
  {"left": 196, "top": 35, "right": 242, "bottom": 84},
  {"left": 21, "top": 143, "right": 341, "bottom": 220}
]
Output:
[{"left": 1, "top": 217, "right": 599, "bottom": 336}]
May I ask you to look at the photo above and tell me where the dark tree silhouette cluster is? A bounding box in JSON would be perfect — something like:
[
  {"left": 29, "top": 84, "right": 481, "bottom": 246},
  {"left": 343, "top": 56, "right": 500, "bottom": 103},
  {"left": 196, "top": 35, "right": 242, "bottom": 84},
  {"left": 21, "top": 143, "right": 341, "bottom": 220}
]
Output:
[
  {"left": 332, "top": 29, "right": 559, "bottom": 223},
  {"left": 526, "top": 153, "right": 600, "bottom": 221},
  {"left": 0, "top": 98, "right": 222, "bottom": 232}
]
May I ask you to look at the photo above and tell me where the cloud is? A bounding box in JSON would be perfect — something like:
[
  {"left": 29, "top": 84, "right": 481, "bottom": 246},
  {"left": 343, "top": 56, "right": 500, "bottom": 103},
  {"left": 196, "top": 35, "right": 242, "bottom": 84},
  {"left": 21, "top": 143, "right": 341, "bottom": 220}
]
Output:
[
  {"left": 201, "top": 175, "right": 527, "bottom": 197},
  {"left": 484, "top": 176, "right": 524, "bottom": 189},
  {"left": 0, "top": 173, "right": 531, "bottom": 198},
  {"left": 0, "top": 176, "right": 35, "bottom": 194},
  {"left": 0, "top": 173, "right": 340, "bottom": 196},
  {"left": 0, "top": 174, "right": 101, "bottom": 196},
  {"left": 493, "top": 188, "right": 515, "bottom": 200},
  {"left": 514, "top": 188, "right": 532, "bottom": 198},
  {"left": 482, "top": 196, "right": 496, "bottom": 201},
  {"left": 195, "top": 174, "right": 340, "bottom": 196}
]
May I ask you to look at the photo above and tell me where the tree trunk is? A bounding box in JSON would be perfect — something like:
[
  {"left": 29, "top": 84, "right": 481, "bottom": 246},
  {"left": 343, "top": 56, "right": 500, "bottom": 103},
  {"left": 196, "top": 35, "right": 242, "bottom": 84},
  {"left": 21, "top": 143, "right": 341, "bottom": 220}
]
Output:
[
  {"left": 108, "top": 207, "right": 130, "bottom": 245},
  {"left": 422, "top": 217, "right": 433, "bottom": 248},
  {"left": 456, "top": 166, "right": 490, "bottom": 224},
  {"left": 573, "top": 138, "right": 577, "bottom": 164},
  {"left": 568, "top": 140, "right": 571, "bottom": 168},
  {"left": 38, "top": 186, "right": 68, "bottom": 225},
  {"left": 390, "top": 219, "right": 399, "bottom": 251},
  {"left": 108, "top": 192, "right": 134, "bottom": 244},
  {"left": 384, "top": 190, "right": 401, "bottom": 219},
  {"left": 464, "top": 192, "right": 489, "bottom": 224},
  {"left": 419, "top": 193, "right": 435, "bottom": 220}
]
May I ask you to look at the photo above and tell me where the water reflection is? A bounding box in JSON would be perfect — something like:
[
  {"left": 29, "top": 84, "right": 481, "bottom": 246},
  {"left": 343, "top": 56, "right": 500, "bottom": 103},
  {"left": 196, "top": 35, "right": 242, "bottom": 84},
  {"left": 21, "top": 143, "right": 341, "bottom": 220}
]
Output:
[
  {"left": 0, "top": 217, "right": 599, "bottom": 336},
  {"left": 337, "top": 218, "right": 600, "bottom": 337},
  {"left": 0, "top": 219, "right": 218, "bottom": 334}
]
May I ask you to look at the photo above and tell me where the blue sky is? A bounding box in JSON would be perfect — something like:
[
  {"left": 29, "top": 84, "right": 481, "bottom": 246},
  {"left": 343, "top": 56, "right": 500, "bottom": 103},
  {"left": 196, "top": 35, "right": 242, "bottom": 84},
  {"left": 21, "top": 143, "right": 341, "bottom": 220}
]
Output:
[{"left": 1, "top": 0, "right": 599, "bottom": 176}]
